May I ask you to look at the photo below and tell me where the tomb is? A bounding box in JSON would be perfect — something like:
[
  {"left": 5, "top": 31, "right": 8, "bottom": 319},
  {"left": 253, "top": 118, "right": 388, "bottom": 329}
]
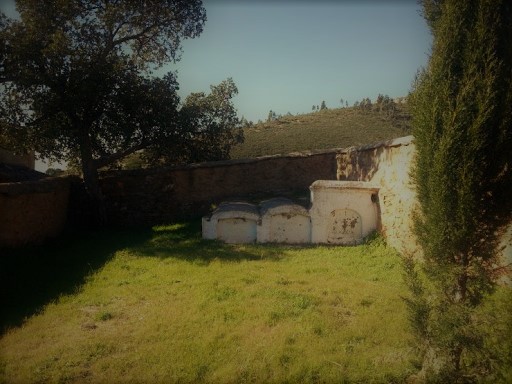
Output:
[
  {"left": 310, "top": 180, "right": 380, "bottom": 244},
  {"left": 257, "top": 198, "right": 311, "bottom": 244},
  {"left": 202, "top": 180, "right": 380, "bottom": 245},
  {"left": 202, "top": 202, "right": 259, "bottom": 243}
]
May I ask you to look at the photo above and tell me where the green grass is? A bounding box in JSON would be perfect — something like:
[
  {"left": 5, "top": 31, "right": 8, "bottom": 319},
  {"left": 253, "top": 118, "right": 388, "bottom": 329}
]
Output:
[
  {"left": 231, "top": 107, "right": 411, "bottom": 159},
  {"left": 1, "top": 222, "right": 510, "bottom": 383}
]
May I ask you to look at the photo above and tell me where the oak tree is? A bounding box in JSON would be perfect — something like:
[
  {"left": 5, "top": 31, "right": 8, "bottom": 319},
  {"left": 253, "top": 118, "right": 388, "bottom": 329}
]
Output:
[{"left": 0, "top": 1, "right": 242, "bottom": 223}]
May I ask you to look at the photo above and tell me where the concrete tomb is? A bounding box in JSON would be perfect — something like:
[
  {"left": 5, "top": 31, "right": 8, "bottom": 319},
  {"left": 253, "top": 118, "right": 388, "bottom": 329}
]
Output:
[
  {"left": 257, "top": 198, "right": 311, "bottom": 244},
  {"left": 202, "top": 180, "right": 380, "bottom": 245},
  {"left": 202, "top": 202, "right": 259, "bottom": 244},
  {"left": 309, "top": 181, "right": 379, "bottom": 244}
]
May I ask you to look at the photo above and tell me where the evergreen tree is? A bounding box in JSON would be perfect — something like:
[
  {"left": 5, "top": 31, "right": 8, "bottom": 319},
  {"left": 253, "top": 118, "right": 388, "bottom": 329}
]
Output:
[
  {"left": 320, "top": 100, "right": 327, "bottom": 110},
  {"left": 405, "top": 1, "right": 512, "bottom": 382}
]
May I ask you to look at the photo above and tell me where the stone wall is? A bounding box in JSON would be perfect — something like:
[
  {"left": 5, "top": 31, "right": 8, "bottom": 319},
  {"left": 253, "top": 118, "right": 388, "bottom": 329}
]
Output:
[
  {"left": 0, "top": 176, "right": 73, "bottom": 247},
  {"left": 337, "top": 136, "right": 418, "bottom": 256},
  {"left": 99, "top": 149, "right": 338, "bottom": 226}
]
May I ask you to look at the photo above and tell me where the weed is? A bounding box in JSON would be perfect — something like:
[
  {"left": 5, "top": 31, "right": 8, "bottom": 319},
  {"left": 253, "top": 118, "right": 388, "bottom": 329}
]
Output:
[{"left": 96, "top": 311, "right": 113, "bottom": 322}]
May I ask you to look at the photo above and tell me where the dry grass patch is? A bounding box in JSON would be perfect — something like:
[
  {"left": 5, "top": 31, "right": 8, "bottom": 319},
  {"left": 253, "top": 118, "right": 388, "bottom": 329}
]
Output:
[{"left": 231, "top": 107, "right": 411, "bottom": 159}]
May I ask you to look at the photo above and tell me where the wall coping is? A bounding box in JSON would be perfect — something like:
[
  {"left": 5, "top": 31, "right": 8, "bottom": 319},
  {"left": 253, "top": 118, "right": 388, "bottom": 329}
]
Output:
[
  {"left": 310, "top": 180, "right": 380, "bottom": 192},
  {"left": 100, "top": 135, "right": 415, "bottom": 180},
  {"left": 336, "top": 135, "right": 414, "bottom": 155}
]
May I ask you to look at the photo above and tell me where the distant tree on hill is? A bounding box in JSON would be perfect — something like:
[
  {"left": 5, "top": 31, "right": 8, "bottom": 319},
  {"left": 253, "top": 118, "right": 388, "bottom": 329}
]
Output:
[
  {"left": 358, "top": 98, "right": 372, "bottom": 112},
  {"left": 340, "top": 98, "right": 344, "bottom": 107},
  {"left": 374, "top": 94, "right": 397, "bottom": 116},
  {"left": 320, "top": 101, "right": 327, "bottom": 110},
  {"left": 46, "top": 168, "right": 65, "bottom": 177}
]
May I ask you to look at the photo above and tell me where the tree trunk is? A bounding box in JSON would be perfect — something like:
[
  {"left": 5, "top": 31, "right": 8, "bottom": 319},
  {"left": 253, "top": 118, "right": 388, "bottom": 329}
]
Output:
[
  {"left": 408, "top": 344, "right": 450, "bottom": 383},
  {"left": 79, "top": 127, "right": 107, "bottom": 226}
]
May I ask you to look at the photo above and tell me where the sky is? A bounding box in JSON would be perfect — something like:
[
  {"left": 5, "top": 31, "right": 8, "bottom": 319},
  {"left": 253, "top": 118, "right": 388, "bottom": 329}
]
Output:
[{"left": 164, "top": 0, "right": 433, "bottom": 122}]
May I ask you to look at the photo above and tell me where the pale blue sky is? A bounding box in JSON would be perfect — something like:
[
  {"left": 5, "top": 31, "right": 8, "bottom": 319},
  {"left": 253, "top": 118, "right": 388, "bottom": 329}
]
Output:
[
  {"left": 166, "top": 1, "right": 433, "bottom": 122},
  {"left": 1, "top": 0, "right": 432, "bottom": 122}
]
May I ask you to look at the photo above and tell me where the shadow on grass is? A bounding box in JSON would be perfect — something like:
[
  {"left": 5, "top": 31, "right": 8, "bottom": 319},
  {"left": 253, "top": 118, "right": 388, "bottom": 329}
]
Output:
[
  {"left": 0, "top": 220, "right": 288, "bottom": 335},
  {"left": 0, "top": 227, "right": 153, "bottom": 335},
  {"left": 133, "top": 220, "right": 285, "bottom": 263}
]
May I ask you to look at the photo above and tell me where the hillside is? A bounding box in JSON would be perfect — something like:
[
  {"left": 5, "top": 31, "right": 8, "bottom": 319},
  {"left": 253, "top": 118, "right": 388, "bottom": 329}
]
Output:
[{"left": 231, "top": 105, "right": 411, "bottom": 159}]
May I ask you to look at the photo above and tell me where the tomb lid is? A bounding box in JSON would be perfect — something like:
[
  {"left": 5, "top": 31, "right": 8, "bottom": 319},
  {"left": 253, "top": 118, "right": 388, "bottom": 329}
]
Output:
[
  {"left": 259, "top": 197, "right": 309, "bottom": 216},
  {"left": 210, "top": 201, "right": 260, "bottom": 221},
  {"left": 310, "top": 180, "right": 380, "bottom": 191}
]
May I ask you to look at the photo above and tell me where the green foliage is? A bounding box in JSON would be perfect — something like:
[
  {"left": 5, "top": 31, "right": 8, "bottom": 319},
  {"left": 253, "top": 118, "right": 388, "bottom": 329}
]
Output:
[
  {"left": 1, "top": 0, "right": 206, "bottom": 164},
  {"left": 406, "top": 0, "right": 512, "bottom": 381},
  {"left": 143, "top": 78, "right": 243, "bottom": 166},
  {"left": 0, "top": 1, "right": 242, "bottom": 221}
]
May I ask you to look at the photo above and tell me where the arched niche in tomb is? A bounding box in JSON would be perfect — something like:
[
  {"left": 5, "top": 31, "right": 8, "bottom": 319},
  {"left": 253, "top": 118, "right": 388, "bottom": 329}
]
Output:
[{"left": 327, "top": 208, "right": 362, "bottom": 244}]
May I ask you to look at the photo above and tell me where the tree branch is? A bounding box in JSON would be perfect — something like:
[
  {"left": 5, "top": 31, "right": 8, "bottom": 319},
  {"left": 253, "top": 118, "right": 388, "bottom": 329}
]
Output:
[
  {"left": 111, "top": 23, "right": 159, "bottom": 48},
  {"left": 94, "top": 140, "right": 147, "bottom": 169}
]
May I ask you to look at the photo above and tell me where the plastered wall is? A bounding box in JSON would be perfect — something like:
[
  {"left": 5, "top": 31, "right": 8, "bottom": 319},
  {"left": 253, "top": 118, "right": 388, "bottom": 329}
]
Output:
[{"left": 337, "top": 136, "right": 418, "bottom": 255}]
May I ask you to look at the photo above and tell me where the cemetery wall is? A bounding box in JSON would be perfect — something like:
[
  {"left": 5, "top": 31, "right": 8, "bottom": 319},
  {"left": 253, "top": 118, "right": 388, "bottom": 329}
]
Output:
[
  {"left": 98, "top": 150, "right": 338, "bottom": 226},
  {"left": 0, "top": 176, "right": 73, "bottom": 247},
  {"left": 3, "top": 136, "right": 508, "bottom": 266}
]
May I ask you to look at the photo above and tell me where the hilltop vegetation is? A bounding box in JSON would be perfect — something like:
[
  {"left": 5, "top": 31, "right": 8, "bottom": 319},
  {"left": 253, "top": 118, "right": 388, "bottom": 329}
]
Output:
[{"left": 231, "top": 100, "right": 411, "bottom": 159}]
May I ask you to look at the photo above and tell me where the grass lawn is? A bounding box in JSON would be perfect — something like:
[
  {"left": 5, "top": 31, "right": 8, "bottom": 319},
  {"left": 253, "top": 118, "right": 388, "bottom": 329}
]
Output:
[{"left": 0, "top": 221, "right": 510, "bottom": 383}]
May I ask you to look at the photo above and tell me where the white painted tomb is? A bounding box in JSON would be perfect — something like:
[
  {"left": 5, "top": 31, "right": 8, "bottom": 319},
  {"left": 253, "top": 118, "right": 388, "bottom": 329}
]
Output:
[
  {"left": 257, "top": 198, "right": 311, "bottom": 244},
  {"left": 202, "top": 202, "right": 259, "bottom": 243},
  {"left": 310, "top": 181, "right": 380, "bottom": 244},
  {"left": 202, "top": 180, "right": 380, "bottom": 245}
]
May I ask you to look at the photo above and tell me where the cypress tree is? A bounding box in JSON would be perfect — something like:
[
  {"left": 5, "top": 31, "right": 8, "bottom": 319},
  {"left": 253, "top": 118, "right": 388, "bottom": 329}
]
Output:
[{"left": 406, "top": 1, "right": 512, "bottom": 381}]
